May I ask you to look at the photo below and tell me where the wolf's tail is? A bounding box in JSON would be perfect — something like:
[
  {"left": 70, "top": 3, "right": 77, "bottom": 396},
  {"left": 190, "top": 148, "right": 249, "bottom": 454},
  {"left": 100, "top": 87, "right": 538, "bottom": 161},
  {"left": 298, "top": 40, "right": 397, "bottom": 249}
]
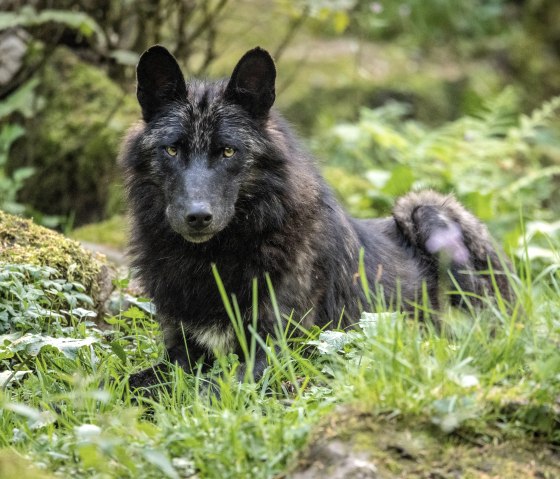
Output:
[{"left": 393, "top": 190, "right": 514, "bottom": 308}]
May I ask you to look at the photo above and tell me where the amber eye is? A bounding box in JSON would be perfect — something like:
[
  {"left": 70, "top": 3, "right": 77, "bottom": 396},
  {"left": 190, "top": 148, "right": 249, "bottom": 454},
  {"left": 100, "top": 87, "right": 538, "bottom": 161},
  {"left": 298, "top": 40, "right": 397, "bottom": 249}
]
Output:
[
  {"left": 164, "top": 145, "right": 177, "bottom": 157},
  {"left": 223, "top": 146, "right": 235, "bottom": 158}
]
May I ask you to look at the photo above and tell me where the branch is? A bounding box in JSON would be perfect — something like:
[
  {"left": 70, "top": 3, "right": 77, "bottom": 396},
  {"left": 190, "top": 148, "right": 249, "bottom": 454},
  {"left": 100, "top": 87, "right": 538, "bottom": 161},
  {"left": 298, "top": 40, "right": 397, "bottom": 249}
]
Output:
[
  {"left": 183, "top": 0, "right": 229, "bottom": 47},
  {"left": 273, "top": 6, "right": 309, "bottom": 62}
]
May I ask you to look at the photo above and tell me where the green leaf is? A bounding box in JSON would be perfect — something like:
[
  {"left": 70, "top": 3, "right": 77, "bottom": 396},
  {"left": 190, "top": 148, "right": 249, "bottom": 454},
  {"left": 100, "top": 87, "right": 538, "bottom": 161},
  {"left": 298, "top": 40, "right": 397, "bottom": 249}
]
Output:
[
  {"left": 124, "top": 295, "right": 156, "bottom": 315},
  {"left": 463, "top": 191, "right": 494, "bottom": 220},
  {"left": 110, "top": 341, "right": 127, "bottom": 364},
  {"left": 364, "top": 169, "right": 391, "bottom": 189},
  {"left": 359, "top": 312, "right": 404, "bottom": 338},
  {"left": 382, "top": 166, "right": 415, "bottom": 196},
  {"left": 0, "top": 79, "right": 39, "bottom": 119},
  {"left": 110, "top": 49, "right": 140, "bottom": 66},
  {"left": 122, "top": 306, "right": 146, "bottom": 320},
  {"left": 12, "top": 167, "right": 35, "bottom": 183},
  {"left": 2, "top": 334, "right": 98, "bottom": 360},
  {"left": 332, "top": 11, "right": 350, "bottom": 33},
  {"left": 68, "top": 307, "right": 97, "bottom": 319},
  {"left": 142, "top": 450, "right": 179, "bottom": 479},
  {"left": 0, "top": 8, "right": 105, "bottom": 47},
  {"left": 431, "top": 395, "right": 479, "bottom": 433},
  {"left": 0, "top": 370, "right": 31, "bottom": 387},
  {"left": 4, "top": 402, "right": 56, "bottom": 429},
  {"left": 308, "top": 330, "right": 356, "bottom": 354}
]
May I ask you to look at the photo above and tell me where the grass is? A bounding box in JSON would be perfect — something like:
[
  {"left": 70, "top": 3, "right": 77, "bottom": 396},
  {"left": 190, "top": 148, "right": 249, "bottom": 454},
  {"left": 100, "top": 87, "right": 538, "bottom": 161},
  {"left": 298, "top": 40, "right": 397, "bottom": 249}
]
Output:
[
  {"left": 0, "top": 253, "right": 559, "bottom": 478},
  {"left": 69, "top": 214, "right": 128, "bottom": 250}
]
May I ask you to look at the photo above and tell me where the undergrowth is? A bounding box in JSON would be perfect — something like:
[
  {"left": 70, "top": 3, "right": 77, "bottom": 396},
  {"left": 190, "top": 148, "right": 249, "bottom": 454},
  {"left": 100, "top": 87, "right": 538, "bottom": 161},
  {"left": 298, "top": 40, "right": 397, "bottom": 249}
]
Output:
[
  {"left": 317, "top": 90, "right": 560, "bottom": 260},
  {"left": 0, "top": 251, "right": 559, "bottom": 478}
]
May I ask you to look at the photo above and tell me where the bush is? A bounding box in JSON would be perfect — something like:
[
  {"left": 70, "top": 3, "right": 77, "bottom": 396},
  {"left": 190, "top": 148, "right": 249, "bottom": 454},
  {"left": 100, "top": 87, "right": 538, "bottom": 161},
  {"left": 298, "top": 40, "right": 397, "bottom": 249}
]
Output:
[{"left": 6, "top": 47, "right": 137, "bottom": 225}]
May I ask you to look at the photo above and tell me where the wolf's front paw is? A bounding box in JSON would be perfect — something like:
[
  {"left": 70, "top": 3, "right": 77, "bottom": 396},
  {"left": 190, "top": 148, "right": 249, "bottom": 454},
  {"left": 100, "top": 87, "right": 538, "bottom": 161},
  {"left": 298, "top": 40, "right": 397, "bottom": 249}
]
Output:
[
  {"left": 425, "top": 221, "right": 469, "bottom": 265},
  {"left": 128, "top": 365, "right": 168, "bottom": 391}
]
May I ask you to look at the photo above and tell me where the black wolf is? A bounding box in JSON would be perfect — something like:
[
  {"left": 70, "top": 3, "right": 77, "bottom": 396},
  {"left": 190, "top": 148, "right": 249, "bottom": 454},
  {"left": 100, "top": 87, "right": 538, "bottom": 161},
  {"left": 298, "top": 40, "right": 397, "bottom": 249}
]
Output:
[{"left": 121, "top": 46, "right": 512, "bottom": 385}]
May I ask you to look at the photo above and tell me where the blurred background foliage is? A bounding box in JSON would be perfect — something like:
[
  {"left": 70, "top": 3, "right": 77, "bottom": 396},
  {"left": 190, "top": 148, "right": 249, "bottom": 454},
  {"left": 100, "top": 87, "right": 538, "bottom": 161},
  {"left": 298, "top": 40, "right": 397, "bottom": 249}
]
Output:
[{"left": 0, "top": 0, "right": 559, "bottom": 265}]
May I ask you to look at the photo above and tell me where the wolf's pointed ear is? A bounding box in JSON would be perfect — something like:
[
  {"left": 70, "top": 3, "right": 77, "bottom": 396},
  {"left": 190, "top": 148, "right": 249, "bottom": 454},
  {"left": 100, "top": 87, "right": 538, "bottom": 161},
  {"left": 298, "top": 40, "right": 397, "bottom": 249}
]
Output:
[
  {"left": 137, "top": 45, "right": 187, "bottom": 122},
  {"left": 224, "top": 47, "right": 276, "bottom": 117}
]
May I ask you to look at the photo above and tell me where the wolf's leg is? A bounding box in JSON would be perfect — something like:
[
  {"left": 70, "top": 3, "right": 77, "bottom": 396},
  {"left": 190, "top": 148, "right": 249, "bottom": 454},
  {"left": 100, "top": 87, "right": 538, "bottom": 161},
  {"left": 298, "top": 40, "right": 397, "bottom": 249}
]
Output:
[
  {"left": 393, "top": 190, "right": 513, "bottom": 307},
  {"left": 128, "top": 336, "right": 209, "bottom": 392},
  {"left": 128, "top": 365, "right": 169, "bottom": 390}
]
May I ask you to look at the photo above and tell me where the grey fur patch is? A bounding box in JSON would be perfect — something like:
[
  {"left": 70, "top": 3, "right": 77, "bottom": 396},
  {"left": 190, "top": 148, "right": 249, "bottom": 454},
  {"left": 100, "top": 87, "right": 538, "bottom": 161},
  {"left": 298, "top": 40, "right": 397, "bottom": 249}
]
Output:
[
  {"left": 160, "top": 316, "right": 236, "bottom": 355},
  {"left": 190, "top": 324, "right": 236, "bottom": 353},
  {"left": 393, "top": 189, "right": 492, "bottom": 258}
]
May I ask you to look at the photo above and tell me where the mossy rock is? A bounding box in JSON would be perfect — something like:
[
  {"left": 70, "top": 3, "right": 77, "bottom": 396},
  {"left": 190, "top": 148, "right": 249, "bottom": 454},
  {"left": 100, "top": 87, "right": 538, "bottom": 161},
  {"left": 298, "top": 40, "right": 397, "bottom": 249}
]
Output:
[
  {"left": 291, "top": 407, "right": 560, "bottom": 478},
  {"left": 7, "top": 47, "right": 137, "bottom": 225},
  {"left": 0, "top": 210, "right": 112, "bottom": 308}
]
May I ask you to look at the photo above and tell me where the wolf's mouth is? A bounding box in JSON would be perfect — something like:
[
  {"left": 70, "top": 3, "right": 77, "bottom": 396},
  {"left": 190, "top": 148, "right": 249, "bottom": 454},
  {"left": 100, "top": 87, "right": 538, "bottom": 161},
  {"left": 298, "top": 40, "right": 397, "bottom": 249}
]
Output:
[{"left": 184, "top": 232, "right": 215, "bottom": 244}]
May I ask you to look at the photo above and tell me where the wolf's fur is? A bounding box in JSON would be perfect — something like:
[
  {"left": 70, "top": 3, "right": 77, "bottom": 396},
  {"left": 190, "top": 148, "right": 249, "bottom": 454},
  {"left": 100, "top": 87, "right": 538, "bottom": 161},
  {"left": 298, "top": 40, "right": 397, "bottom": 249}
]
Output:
[{"left": 121, "top": 46, "right": 512, "bottom": 385}]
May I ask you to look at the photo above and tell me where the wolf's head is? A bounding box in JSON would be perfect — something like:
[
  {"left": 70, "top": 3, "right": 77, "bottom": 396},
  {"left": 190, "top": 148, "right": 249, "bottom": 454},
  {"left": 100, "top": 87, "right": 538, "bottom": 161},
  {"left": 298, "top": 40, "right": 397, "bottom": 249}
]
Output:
[{"left": 133, "top": 45, "right": 276, "bottom": 243}]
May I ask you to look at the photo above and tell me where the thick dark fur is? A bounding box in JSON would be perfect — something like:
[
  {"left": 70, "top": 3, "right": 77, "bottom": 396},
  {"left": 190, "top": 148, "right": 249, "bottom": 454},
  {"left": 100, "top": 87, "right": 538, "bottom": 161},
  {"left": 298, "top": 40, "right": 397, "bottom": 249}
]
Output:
[{"left": 121, "top": 46, "right": 513, "bottom": 387}]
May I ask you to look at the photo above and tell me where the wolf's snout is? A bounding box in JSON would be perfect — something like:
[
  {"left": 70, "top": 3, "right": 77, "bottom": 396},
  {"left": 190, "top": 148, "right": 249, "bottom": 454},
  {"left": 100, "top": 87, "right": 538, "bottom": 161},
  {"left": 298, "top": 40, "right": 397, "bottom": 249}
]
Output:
[{"left": 186, "top": 203, "right": 213, "bottom": 231}]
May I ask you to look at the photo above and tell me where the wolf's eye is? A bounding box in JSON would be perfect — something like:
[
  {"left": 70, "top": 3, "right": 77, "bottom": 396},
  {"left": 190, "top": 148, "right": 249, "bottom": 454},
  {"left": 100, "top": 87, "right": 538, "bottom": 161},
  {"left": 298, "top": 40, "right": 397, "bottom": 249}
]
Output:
[
  {"left": 164, "top": 145, "right": 178, "bottom": 157},
  {"left": 223, "top": 146, "right": 235, "bottom": 158}
]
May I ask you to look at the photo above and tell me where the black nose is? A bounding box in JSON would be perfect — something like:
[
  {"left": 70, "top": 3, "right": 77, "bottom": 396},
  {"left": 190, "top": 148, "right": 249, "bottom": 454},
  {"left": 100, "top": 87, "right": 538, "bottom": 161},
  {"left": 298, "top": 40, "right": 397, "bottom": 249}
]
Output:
[{"left": 186, "top": 204, "right": 213, "bottom": 231}]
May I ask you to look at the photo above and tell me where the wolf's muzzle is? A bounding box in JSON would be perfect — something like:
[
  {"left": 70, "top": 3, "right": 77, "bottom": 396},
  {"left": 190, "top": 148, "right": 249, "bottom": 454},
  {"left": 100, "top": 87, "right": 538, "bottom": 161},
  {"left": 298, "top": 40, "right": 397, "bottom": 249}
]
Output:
[{"left": 186, "top": 202, "right": 213, "bottom": 231}]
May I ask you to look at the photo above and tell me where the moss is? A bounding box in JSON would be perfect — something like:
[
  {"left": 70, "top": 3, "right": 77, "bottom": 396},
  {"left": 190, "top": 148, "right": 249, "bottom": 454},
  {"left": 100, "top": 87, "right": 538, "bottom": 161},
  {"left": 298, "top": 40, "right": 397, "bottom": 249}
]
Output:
[
  {"left": 0, "top": 450, "right": 56, "bottom": 479},
  {"left": 7, "top": 47, "right": 137, "bottom": 225},
  {"left": 0, "top": 210, "right": 107, "bottom": 304},
  {"left": 292, "top": 408, "right": 560, "bottom": 478}
]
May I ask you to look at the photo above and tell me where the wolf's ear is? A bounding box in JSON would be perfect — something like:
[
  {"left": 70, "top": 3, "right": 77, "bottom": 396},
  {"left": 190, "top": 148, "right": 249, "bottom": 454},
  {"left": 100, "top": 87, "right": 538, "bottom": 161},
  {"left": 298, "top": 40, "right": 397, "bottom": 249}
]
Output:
[
  {"left": 224, "top": 47, "right": 276, "bottom": 117},
  {"left": 137, "top": 45, "right": 187, "bottom": 122}
]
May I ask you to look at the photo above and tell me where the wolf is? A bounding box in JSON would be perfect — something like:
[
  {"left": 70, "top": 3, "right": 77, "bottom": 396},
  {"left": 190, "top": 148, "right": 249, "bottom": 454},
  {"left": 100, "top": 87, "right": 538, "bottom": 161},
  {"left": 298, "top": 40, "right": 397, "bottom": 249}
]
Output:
[{"left": 121, "top": 45, "right": 513, "bottom": 386}]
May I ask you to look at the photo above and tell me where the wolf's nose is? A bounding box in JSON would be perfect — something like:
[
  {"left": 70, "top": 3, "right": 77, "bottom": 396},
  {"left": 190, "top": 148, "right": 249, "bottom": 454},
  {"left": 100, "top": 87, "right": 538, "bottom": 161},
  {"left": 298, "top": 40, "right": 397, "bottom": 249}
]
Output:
[{"left": 186, "top": 204, "right": 213, "bottom": 230}]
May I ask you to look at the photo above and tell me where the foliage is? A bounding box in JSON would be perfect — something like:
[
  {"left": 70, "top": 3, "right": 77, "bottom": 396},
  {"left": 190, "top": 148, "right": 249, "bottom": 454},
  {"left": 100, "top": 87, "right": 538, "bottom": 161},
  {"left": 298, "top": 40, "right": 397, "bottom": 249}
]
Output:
[
  {"left": 3, "top": 0, "right": 560, "bottom": 230},
  {"left": 0, "top": 0, "right": 305, "bottom": 81},
  {"left": 0, "top": 78, "right": 38, "bottom": 216},
  {"left": 0, "top": 210, "right": 104, "bottom": 305},
  {"left": 0, "top": 77, "right": 65, "bottom": 227},
  {"left": 0, "top": 264, "right": 93, "bottom": 335},
  {"left": 0, "top": 124, "right": 32, "bottom": 215},
  {"left": 0, "top": 6, "right": 104, "bottom": 44},
  {"left": 6, "top": 48, "right": 137, "bottom": 225},
  {"left": 294, "top": 0, "right": 506, "bottom": 42},
  {"left": 350, "top": 0, "right": 507, "bottom": 47},
  {"left": 0, "top": 266, "right": 155, "bottom": 376},
  {"left": 0, "top": 258, "right": 559, "bottom": 477},
  {"left": 316, "top": 91, "right": 560, "bottom": 262},
  {"left": 281, "top": 0, "right": 560, "bottom": 135}
]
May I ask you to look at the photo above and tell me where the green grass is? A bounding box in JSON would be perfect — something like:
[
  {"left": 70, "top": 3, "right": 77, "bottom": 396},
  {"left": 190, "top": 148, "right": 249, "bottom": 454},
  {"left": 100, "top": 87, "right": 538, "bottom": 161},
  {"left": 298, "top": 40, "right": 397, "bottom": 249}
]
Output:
[
  {"left": 0, "top": 255, "right": 559, "bottom": 478},
  {"left": 69, "top": 214, "right": 128, "bottom": 250}
]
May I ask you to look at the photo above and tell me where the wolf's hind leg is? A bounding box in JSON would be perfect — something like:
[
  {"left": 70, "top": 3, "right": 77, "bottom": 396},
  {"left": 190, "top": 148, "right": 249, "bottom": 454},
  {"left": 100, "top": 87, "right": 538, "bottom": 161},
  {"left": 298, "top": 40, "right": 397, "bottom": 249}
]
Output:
[{"left": 393, "top": 190, "right": 513, "bottom": 306}]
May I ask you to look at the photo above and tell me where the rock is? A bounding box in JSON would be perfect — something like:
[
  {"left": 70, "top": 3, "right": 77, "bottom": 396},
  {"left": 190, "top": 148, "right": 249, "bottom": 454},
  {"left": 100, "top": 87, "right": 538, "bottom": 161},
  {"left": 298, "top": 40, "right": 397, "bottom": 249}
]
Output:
[
  {"left": 291, "top": 439, "right": 378, "bottom": 479},
  {"left": 289, "top": 406, "right": 560, "bottom": 478},
  {"left": 0, "top": 29, "right": 29, "bottom": 87},
  {"left": 0, "top": 209, "right": 114, "bottom": 310}
]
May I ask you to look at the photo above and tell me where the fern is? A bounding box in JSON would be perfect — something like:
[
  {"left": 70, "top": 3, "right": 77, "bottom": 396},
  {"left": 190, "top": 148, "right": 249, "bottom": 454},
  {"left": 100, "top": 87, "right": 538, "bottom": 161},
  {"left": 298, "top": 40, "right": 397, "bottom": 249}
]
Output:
[{"left": 318, "top": 90, "right": 560, "bottom": 256}]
